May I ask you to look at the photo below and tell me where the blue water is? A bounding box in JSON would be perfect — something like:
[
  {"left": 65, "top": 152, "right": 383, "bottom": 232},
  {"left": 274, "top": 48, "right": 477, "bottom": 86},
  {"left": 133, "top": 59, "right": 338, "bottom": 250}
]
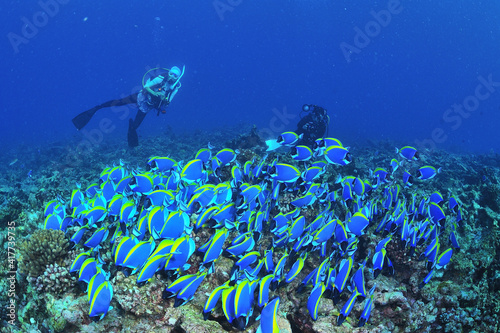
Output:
[{"left": 2, "top": 0, "right": 500, "bottom": 155}]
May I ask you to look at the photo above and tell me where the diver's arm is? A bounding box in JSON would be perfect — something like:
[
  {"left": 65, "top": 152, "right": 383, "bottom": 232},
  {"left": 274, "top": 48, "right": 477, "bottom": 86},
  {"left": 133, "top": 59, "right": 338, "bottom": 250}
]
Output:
[{"left": 144, "top": 76, "right": 164, "bottom": 97}]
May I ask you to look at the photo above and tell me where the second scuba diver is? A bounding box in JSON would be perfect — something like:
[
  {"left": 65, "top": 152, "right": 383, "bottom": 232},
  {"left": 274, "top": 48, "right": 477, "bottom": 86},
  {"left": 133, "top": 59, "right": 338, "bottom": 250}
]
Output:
[
  {"left": 295, "top": 104, "right": 330, "bottom": 147},
  {"left": 265, "top": 103, "right": 330, "bottom": 151}
]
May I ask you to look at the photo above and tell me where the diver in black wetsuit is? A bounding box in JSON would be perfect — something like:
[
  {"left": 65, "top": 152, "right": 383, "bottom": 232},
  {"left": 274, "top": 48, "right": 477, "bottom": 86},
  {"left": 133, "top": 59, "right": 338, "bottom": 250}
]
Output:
[
  {"left": 71, "top": 66, "right": 184, "bottom": 147},
  {"left": 295, "top": 104, "right": 330, "bottom": 147}
]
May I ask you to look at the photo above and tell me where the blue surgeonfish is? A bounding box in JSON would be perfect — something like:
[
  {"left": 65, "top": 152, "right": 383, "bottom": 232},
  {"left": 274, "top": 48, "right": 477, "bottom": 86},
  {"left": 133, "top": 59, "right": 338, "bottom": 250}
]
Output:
[
  {"left": 163, "top": 235, "right": 196, "bottom": 272},
  {"left": 203, "top": 282, "right": 231, "bottom": 320},
  {"left": 337, "top": 290, "right": 361, "bottom": 326},
  {"left": 82, "top": 206, "right": 107, "bottom": 225},
  {"left": 325, "top": 146, "right": 352, "bottom": 166},
  {"left": 119, "top": 200, "right": 136, "bottom": 224},
  {"left": 283, "top": 253, "right": 306, "bottom": 284},
  {"left": 70, "top": 187, "right": 84, "bottom": 209},
  {"left": 221, "top": 285, "right": 237, "bottom": 324},
  {"left": 371, "top": 168, "right": 390, "bottom": 184},
  {"left": 418, "top": 269, "right": 434, "bottom": 289},
  {"left": 402, "top": 170, "right": 414, "bottom": 187},
  {"left": 43, "top": 214, "right": 66, "bottom": 231},
  {"left": 195, "top": 206, "right": 219, "bottom": 231},
  {"left": 214, "top": 148, "right": 238, "bottom": 166},
  {"left": 84, "top": 225, "right": 109, "bottom": 249},
  {"left": 174, "top": 271, "right": 207, "bottom": 307},
  {"left": 195, "top": 147, "right": 212, "bottom": 164},
  {"left": 307, "top": 283, "right": 326, "bottom": 321},
  {"left": 419, "top": 237, "right": 440, "bottom": 271},
  {"left": 224, "top": 232, "right": 256, "bottom": 258},
  {"left": 449, "top": 223, "right": 460, "bottom": 250},
  {"left": 312, "top": 218, "right": 336, "bottom": 246},
  {"left": 147, "top": 156, "right": 177, "bottom": 172},
  {"left": 136, "top": 253, "right": 172, "bottom": 285},
  {"left": 372, "top": 248, "right": 389, "bottom": 279},
  {"left": 301, "top": 166, "right": 325, "bottom": 184},
  {"left": 390, "top": 159, "right": 399, "bottom": 173},
  {"left": 114, "top": 236, "right": 155, "bottom": 275},
  {"left": 428, "top": 202, "right": 446, "bottom": 226},
  {"left": 130, "top": 173, "right": 154, "bottom": 193},
  {"left": 44, "top": 199, "right": 63, "bottom": 217},
  {"left": 449, "top": 195, "right": 459, "bottom": 212},
  {"left": 233, "top": 280, "right": 255, "bottom": 330},
  {"left": 78, "top": 257, "right": 101, "bottom": 286},
  {"left": 350, "top": 251, "right": 370, "bottom": 297},
  {"left": 163, "top": 273, "right": 198, "bottom": 299},
  {"left": 291, "top": 145, "right": 313, "bottom": 161},
  {"left": 430, "top": 191, "right": 444, "bottom": 205},
  {"left": 358, "top": 284, "right": 376, "bottom": 327},
  {"left": 202, "top": 228, "right": 228, "bottom": 271},
  {"left": 277, "top": 131, "right": 302, "bottom": 146},
  {"left": 396, "top": 146, "right": 419, "bottom": 161},
  {"left": 258, "top": 297, "right": 280, "bottom": 333},
  {"left": 180, "top": 159, "right": 205, "bottom": 184},
  {"left": 347, "top": 212, "right": 370, "bottom": 236},
  {"left": 87, "top": 267, "right": 109, "bottom": 304},
  {"left": 258, "top": 274, "right": 275, "bottom": 307},
  {"left": 417, "top": 166, "right": 441, "bottom": 180},
  {"left": 269, "top": 163, "right": 301, "bottom": 183},
  {"left": 234, "top": 251, "right": 260, "bottom": 272},
  {"left": 434, "top": 248, "right": 453, "bottom": 269},
  {"left": 333, "top": 257, "right": 353, "bottom": 303},
  {"left": 88, "top": 279, "right": 113, "bottom": 320},
  {"left": 70, "top": 250, "right": 95, "bottom": 275},
  {"left": 70, "top": 225, "right": 91, "bottom": 247}
]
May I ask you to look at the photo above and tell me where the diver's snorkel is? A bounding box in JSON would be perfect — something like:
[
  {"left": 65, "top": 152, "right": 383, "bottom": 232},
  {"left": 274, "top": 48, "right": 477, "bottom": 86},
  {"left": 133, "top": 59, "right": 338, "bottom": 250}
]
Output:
[{"left": 171, "top": 65, "right": 185, "bottom": 88}]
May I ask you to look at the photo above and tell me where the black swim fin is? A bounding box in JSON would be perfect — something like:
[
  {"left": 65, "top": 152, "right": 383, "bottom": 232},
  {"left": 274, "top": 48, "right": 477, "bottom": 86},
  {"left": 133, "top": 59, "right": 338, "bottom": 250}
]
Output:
[
  {"left": 128, "top": 119, "right": 139, "bottom": 147},
  {"left": 72, "top": 107, "right": 99, "bottom": 130}
]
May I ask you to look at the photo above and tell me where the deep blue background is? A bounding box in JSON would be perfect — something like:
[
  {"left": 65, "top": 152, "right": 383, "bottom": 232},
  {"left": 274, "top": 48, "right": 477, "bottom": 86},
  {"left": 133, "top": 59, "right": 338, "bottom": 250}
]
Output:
[{"left": 1, "top": 0, "right": 500, "bottom": 156}]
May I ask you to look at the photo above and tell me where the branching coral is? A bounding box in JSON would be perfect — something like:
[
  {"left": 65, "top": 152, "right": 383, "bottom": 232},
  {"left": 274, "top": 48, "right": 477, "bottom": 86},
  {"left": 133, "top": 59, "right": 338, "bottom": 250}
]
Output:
[
  {"left": 18, "top": 229, "right": 69, "bottom": 277},
  {"left": 31, "top": 263, "right": 76, "bottom": 295}
]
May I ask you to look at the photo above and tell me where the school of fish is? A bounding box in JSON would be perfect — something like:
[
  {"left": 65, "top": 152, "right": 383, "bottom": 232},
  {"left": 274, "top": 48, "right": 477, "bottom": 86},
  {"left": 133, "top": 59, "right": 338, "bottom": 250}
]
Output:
[{"left": 41, "top": 132, "right": 460, "bottom": 331}]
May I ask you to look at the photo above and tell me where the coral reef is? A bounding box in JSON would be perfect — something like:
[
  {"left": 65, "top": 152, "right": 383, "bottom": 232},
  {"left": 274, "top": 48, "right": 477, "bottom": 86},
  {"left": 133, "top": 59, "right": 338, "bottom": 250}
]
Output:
[
  {"left": 18, "top": 229, "right": 69, "bottom": 277},
  {"left": 112, "top": 271, "right": 166, "bottom": 317},
  {"left": 31, "top": 263, "right": 76, "bottom": 295}
]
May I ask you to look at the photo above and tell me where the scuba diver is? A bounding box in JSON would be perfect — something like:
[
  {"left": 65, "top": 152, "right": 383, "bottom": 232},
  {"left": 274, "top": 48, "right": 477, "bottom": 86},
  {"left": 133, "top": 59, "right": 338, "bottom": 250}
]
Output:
[
  {"left": 265, "top": 103, "right": 330, "bottom": 151},
  {"left": 71, "top": 66, "right": 184, "bottom": 147},
  {"left": 295, "top": 104, "right": 330, "bottom": 147}
]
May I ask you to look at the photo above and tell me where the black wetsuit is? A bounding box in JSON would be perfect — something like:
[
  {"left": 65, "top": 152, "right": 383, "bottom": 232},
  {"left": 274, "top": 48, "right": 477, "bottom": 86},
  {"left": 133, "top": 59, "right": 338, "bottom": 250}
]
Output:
[
  {"left": 295, "top": 106, "right": 329, "bottom": 147},
  {"left": 92, "top": 93, "right": 147, "bottom": 132}
]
